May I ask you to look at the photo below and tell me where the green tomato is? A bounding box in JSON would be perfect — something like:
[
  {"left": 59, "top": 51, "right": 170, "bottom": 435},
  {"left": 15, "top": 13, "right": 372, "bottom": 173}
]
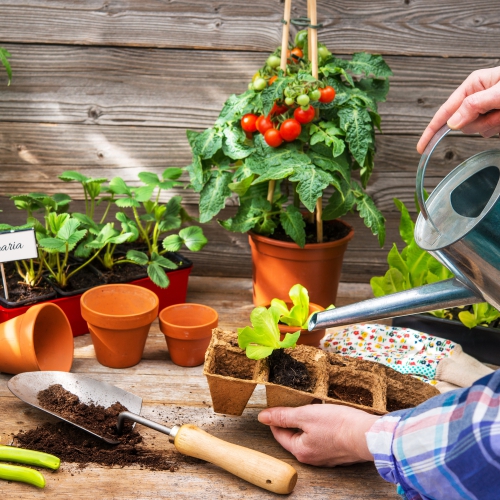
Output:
[
  {"left": 309, "top": 89, "right": 321, "bottom": 101},
  {"left": 295, "top": 30, "right": 308, "bottom": 49},
  {"left": 296, "top": 94, "right": 310, "bottom": 106},
  {"left": 318, "top": 46, "right": 330, "bottom": 59},
  {"left": 267, "top": 55, "right": 281, "bottom": 69},
  {"left": 248, "top": 82, "right": 255, "bottom": 91},
  {"left": 253, "top": 77, "right": 267, "bottom": 91},
  {"left": 285, "top": 97, "right": 295, "bottom": 107}
]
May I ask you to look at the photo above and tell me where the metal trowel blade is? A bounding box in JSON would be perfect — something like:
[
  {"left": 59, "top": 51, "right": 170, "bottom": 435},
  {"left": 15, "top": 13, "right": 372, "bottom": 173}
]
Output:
[{"left": 8, "top": 371, "right": 142, "bottom": 445}]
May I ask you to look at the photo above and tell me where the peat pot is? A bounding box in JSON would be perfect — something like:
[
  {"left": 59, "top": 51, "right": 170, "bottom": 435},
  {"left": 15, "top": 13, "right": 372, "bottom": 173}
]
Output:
[
  {"left": 81, "top": 284, "right": 159, "bottom": 368},
  {"left": 159, "top": 303, "right": 218, "bottom": 367},
  {"left": 249, "top": 220, "right": 354, "bottom": 308}
]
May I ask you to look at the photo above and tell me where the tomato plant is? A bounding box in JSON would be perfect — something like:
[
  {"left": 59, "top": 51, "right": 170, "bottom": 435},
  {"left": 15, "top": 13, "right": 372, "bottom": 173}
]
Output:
[
  {"left": 293, "top": 106, "right": 315, "bottom": 124},
  {"left": 256, "top": 115, "right": 274, "bottom": 134},
  {"left": 290, "top": 48, "right": 303, "bottom": 61},
  {"left": 264, "top": 128, "right": 283, "bottom": 148},
  {"left": 279, "top": 119, "right": 301, "bottom": 142},
  {"left": 270, "top": 102, "right": 288, "bottom": 115},
  {"left": 241, "top": 113, "right": 258, "bottom": 133},
  {"left": 319, "top": 86, "right": 336, "bottom": 103}
]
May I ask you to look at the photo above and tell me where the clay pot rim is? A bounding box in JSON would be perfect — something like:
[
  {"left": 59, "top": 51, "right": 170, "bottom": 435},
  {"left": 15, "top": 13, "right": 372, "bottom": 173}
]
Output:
[
  {"left": 81, "top": 284, "right": 159, "bottom": 322},
  {"left": 159, "top": 303, "right": 219, "bottom": 330},
  {"left": 248, "top": 220, "right": 354, "bottom": 250}
]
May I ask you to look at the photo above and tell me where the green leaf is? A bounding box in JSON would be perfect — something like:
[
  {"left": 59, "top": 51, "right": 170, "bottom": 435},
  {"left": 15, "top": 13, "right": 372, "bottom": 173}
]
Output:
[
  {"left": 354, "top": 188, "right": 385, "bottom": 246},
  {"left": 108, "top": 177, "right": 131, "bottom": 195},
  {"left": 192, "top": 128, "right": 222, "bottom": 160},
  {"left": 279, "top": 331, "right": 301, "bottom": 349},
  {"left": 387, "top": 244, "right": 409, "bottom": 278},
  {"left": 162, "top": 167, "right": 183, "bottom": 181},
  {"left": 228, "top": 174, "right": 254, "bottom": 197},
  {"left": 46, "top": 213, "right": 70, "bottom": 235},
  {"left": 279, "top": 205, "right": 306, "bottom": 248},
  {"left": 147, "top": 262, "right": 170, "bottom": 288},
  {"left": 38, "top": 237, "right": 66, "bottom": 253},
  {"left": 245, "top": 345, "right": 275, "bottom": 360},
  {"left": 394, "top": 198, "right": 415, "bottom": 246},
  {"left": 115, "top": 197, "right": 140, "bottom": 208},
  {"left": 290, "top": 165, "right": 332, "bottom": 212},
  {"left": 222, "top": 126, "right": 254, "bottom": 160},
  {"left": 219, "top": 198, "right": 271, "bottom": 234},
  {"left": 370, "top": 268, "right": 406, "bottom": 297},
  {"left": 0, "top": 47, "right": 12, "bottom": 84},
  {"left": 58, "top": 170, "right": 89, "bottom": 183},
  {"left": 150, "top": 252, "right": 178, "bottom": 269},
  {"left": 138, "top": 172, "right": 160, "bottom": 186},
  {"left": 199, "top": 170, "right": 233, "bottom": 223},
  {"left": 134, "top": 184, "right": 156, "bottom": 203},
  {"left": 357, "top": 78, "right": 390, "bottom": 104},
  {"left": 185, "top": 154, "right": 205, "bottom": 192},
  {"left": 216, "top": 90, "right": 261, "bottom": 125},
  {"left": 270, "top": 299, "right": 290, "bottom": 317},
  {"left": 323, "top": 183, "right": 355, "bottom": 220},
  {"left": 338, "top": 106, "right": 373, "bottom": 167},
  {"left": 307, "top": 143, "right": 350, "bottom": 183},
  {"left": 126, "top": 250, "right": 149, "bottom": 265},
  {"left": 309, "top": 122, "right": 346, "bottom": 158}
]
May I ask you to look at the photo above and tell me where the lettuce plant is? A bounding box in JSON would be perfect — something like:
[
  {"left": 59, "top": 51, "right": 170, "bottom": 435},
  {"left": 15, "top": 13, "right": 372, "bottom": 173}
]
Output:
[{"left": 238, "top": 306, "right": 301, "bottom": 360}]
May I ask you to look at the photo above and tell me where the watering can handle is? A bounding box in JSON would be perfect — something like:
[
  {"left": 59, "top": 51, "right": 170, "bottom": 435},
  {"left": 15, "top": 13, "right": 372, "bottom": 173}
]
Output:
[{"left": 416, "top": 124, "right": 452, "bottom": 234}]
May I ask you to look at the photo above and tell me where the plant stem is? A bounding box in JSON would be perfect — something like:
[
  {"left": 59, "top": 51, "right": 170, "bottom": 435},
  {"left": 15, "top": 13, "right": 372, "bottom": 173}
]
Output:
[
  {"left": 132, "top": 206, "right": 152, "bottom": 253},
  {"left": 66, "top": 249, "right": 102, "bottom": 282},
  {"left": 267, "top": 181, "right": 275, "bottom": 204},
  {"left": 99, "top": 197, "right": 113, "bottom": 225}
]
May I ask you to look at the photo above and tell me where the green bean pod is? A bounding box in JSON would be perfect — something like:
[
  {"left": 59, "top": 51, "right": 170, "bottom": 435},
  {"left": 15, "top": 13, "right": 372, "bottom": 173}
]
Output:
[
  {"left": 0, "top": 463, "right": 46, "bottom": 488},
  {"left": 0, "top": 445, "right": 60, "bottom": 470}
]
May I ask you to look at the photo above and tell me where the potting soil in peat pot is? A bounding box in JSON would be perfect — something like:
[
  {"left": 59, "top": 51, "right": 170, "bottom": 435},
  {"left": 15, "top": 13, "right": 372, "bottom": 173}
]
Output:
[
  {"left": 14, "top": 384, "right": 200, "bottom": 471},
  {"left": 268, "top": 349, "right": 313, "bottom": 392}
]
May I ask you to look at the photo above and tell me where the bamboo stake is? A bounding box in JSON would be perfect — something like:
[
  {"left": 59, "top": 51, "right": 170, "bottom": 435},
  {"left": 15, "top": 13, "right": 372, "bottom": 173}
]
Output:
[
  {"left": 267, "top": 0, "right": 292, "bottom": 205},
  {"left": 308, "top": 0, "right": 323, "bottom": 243}
]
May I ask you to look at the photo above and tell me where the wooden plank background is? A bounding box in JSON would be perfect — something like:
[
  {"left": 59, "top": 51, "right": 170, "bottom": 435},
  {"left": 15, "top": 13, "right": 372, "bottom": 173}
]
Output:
[{"left": 0, "top": 0, "right": 499, "bottom": 282}]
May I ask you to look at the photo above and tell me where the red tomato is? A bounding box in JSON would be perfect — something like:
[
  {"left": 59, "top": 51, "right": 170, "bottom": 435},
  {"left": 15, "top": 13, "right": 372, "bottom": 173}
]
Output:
[
  {"left": 319, "top": 86, "right": 336, "bottom": 103},
  {"left": 270, "top": 102, "right": 288, "bottom": 115},
  {"left": 293, "top": 105, "right": 315, "bottom": 124},
  {"left": 256, "top": 115, "right": 274, "bottom": 134},
  {"left": 279, "top": 119, "right": 302, "bottom": 142},
  {"left": 269, "top": 75, "right": 278, "bottom": 85},
  {"left": 241, "top": 113, "right": 258, "bottom": 133},
  {"left": 245, "top": 131, "right": 253, "bottom": 140},
  {"left": 264, "top": 128, "right": 283, "bottom": 148}
]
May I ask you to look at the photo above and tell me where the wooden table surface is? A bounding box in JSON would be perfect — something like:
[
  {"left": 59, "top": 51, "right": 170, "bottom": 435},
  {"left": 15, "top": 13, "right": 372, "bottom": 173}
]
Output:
[{"left": 0, "top": 277, "right": 398, "bottom": 499}]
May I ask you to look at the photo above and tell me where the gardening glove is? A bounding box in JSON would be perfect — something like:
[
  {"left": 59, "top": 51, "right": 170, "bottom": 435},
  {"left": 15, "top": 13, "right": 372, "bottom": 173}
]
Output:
[{"left": 320, "top": 323, "right": 493, "bottom": 390}]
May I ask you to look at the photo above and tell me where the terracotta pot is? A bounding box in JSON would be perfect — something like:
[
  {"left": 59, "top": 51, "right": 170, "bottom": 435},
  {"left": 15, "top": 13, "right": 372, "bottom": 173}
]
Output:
[
  {"left": 159, "top": 303, "right": 218, "bottom": 367},
  {"left": 278, "top": 302, "right": 326, "bottom": 348},
  {"left": 0, "top": 302, "right": 74, "bottom": 375},
  {"left": 248, "top": 220, "right": 354, "bottom": 308},
  {"left": 81, "top": 284, "right": 159, "bottom": 368}
]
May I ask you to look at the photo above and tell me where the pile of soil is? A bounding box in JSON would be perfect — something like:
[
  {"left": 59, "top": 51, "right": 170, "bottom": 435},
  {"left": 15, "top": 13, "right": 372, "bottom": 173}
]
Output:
[
  {"left": 14, "top": 384, "right": 199, "bottom": 471},
  {"left": 269, "top": 219, "right": 351, "bottom": 245},
  {"left": 268, "top": 349, "right": 312, "bottom": 392}
]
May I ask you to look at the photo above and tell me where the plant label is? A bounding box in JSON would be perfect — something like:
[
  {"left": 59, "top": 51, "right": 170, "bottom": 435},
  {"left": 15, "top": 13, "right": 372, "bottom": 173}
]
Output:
[{"left": 0, "top": 228, "right": 38, "bottom": 263}]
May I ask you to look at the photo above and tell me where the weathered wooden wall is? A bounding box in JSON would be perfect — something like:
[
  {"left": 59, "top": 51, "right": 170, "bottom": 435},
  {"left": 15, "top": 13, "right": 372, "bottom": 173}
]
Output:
[{"left": 0, "top": 0, "right": 498, "bottom": 282}]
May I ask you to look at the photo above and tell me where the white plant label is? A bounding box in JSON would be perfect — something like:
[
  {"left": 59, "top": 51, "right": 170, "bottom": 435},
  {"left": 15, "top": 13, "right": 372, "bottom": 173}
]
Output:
[{"left": 0, "top": 228, "right": 38, "bottom": 263}]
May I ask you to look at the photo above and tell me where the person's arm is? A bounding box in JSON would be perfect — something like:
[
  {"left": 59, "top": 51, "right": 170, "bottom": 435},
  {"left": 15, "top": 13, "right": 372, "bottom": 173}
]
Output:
[
  {"left": 417, "top": 66, "right": 500, "bottom": 154},
  {"left": 259, "top": 370, "right": 500, "bottom": 499}
]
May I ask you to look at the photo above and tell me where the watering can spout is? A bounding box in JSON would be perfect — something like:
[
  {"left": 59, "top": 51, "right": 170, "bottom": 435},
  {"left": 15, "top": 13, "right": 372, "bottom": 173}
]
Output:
[{"left": 308, "top": 278, "right": 482, "bottom": 331}]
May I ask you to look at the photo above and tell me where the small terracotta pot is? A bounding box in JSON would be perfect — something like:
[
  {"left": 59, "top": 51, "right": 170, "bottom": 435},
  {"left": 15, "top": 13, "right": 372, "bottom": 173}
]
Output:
[
  {"left": 278, "top": 302, "right": 326, "bottom": 348},
  {"left": 0, "top": 302, "right": 74, "bottom": 375},
  {"left": 248, "top": 220, "right": 354, "bottom": 308},
  {"left": 81, "top": 284, "right": 159, "bottom": 368},
  {"left": 159, "top": 303, "right": 218, "bottom": 367}
]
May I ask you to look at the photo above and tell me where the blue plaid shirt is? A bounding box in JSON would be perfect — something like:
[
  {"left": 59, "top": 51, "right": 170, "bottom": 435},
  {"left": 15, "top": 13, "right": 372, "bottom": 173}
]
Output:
[{"left": 366, "top": 370, "right": 500, "bottom": 500}]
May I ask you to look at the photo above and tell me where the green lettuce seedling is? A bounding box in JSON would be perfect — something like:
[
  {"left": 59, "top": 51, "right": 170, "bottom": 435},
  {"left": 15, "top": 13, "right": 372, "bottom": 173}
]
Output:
[
  {"left": 271, "top": 283, "right": 333, "bottom": 328},
  {"left": 237, "top": 306, "right": 301, "bottom": 360}
]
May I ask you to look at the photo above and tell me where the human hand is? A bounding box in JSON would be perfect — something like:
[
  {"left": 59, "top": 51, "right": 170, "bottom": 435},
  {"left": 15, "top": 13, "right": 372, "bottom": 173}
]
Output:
[
  {"left": 417, "top": 66, "right": 500, "bottom": 154},
  {"left": 258, "top": 404, "right": 380, "bottom": 467}
]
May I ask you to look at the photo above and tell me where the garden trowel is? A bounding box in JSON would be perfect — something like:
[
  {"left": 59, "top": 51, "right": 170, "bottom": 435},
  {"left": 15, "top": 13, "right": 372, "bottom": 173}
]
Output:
[{"left": 8, "top": 371, "right": 297, "bottom": 494}]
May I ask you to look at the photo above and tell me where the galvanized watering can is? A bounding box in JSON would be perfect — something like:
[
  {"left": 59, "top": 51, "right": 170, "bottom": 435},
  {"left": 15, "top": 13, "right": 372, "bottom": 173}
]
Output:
[{"left": 309, "top": 124, "right": 500, "bottom": 331}]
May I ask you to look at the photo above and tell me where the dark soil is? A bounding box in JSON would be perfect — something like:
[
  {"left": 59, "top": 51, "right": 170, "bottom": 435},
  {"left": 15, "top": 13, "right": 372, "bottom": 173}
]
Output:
[
  {"left": 269, "top": 219, "right": 351, "bottom": 245},
  {"left": 12, "top": 384, "right": 200, "bottom": 471},
  {"left": 386, "top": 398, "right": 414, "bottom": 413},
  {"left": 328, "top": 384, "right": 374, "bottom": 407},
  {"left": 47, "top": 266, "right": 106, "bottom": 294},
  {"left": 268, "top": 349, "right": 313, "bottom": 392},
  {"left": 0, "top": 262, "right": 54, "bottom": 305},
  {"left": 92, "top": 260, "right": 147, "bottom": 284}
]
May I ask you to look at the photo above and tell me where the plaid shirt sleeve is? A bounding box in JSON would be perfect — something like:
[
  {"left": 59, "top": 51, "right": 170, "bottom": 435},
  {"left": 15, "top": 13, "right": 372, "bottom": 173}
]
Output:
[{"left": 366, "top": 370, "right": 500, "bottom": 500}]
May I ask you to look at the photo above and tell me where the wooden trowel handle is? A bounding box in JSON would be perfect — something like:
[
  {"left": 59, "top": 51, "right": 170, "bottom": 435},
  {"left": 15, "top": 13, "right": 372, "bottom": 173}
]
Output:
[{"left": 173, "top": 424, "right": 297, "bottom": 494}]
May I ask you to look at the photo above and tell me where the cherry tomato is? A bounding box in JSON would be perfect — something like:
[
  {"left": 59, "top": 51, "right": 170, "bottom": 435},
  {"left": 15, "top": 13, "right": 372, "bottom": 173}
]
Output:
[
  {"left": 295, "top": 30, "right": 308, "bottom": 49},
  {"left": 293, "top": 105, "right": 315, "bottom": 124},
  {"left": 319, "top": 86, "right": 336, "bottom": 103},
  {"left": 285, "top": 97, "right": 295, "bottom": 107},
  {"left": 264, "top": 128, "right": 283, "bottom": 148},
  {"left": 318, "top": 46, "right": 330, "bottom": 59},
  {"left": 270, "top": 102, "right": 288, "bottom": 115},
  {"left": 296, "top": 94, "right": 310, "bottom": 107},
  {"left": 253, "top": 77, "right": 267, "bottom": 91},
  {"left": 241, "top": 113, "right": 258, "bottom": 133},
  {"left": 267, "top": 55, "right": 281, "bottom": 69},
  {"left": 279, "top": 119, "right": 302, "bottom": 142},
  {"left": 309, "top": 89, "right": 321, "bottom": 101},
  {"left": 268, "top": 75, "right": 278, "bottom": 86},
  {"left": 256, "top": 115, "right": 274, "bottom": 134},
  {"left": 290, "top": 48, "right": 303, "bottom": 61}
]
